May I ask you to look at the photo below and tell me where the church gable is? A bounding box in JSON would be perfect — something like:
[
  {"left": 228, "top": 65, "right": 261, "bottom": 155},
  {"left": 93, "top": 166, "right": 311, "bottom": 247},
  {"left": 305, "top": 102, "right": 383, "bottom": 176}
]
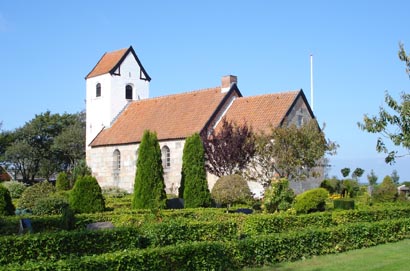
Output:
[
  {"left": 85, "top": 46, "right": 151, "bottom": 81},
  {"left": 217, "top": 90, "right": 311, "bottom": 134}
]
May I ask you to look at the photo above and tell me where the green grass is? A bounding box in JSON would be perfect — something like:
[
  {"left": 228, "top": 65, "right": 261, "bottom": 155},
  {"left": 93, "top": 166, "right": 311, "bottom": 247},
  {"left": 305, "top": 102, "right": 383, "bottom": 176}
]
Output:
[{"left": 244, "top": 239, "right": 410, "bottom": 271}]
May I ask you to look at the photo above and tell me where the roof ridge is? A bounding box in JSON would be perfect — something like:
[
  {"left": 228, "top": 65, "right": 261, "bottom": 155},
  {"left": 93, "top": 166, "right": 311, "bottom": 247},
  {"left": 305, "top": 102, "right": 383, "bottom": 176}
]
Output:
[
  {"left": 132, "top": 86, "right": 222, "bottom": 103},
  {"left": 238, "top": 90, "right": 300, "bottom": 100}
]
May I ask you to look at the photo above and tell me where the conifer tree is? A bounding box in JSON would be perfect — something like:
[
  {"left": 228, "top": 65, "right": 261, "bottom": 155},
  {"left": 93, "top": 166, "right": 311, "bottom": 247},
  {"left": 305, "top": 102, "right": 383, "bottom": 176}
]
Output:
[
  {"left": 132, "top": 130, "right": 167, "bottom": 209},
  {"left": 180, "top": 133, "right": 212, "bottom": 208}
]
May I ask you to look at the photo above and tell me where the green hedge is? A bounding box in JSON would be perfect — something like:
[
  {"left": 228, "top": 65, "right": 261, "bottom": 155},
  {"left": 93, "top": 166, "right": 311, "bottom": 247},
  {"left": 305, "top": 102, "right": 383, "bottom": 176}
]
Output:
[
  {"left": 0, "top": 227, "right": 147, "bottom": 265},
  {"left": 2, "top": 206, "right": 410, "bottom": 237},
  {"left": 4, "top": 218, "right": 410, "bottom": 270},
  {"left": 142, "top": 220, "right": 238, "bottom": 247}
]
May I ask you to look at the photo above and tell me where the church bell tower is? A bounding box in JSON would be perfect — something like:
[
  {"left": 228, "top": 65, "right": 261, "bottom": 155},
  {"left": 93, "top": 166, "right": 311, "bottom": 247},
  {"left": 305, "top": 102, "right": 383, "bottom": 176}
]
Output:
[{"left": 85, "top": 46, "right": 151, "bottom": 148}]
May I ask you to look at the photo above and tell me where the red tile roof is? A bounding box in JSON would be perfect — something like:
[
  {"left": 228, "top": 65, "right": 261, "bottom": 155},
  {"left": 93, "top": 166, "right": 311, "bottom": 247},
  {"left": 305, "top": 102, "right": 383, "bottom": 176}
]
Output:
[
  {"left": 219, "top": 90, "right": 301, "bottom": 134},
  {"left": 86, "top": 48, "right": 129, "bottom": 79},
  {"left": 90, "top": 87, "right": 234, "bottom": 146}
]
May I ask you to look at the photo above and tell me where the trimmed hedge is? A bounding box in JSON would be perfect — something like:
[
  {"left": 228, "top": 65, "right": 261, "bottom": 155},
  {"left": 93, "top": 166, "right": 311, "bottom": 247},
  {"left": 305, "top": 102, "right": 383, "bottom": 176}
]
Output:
[
  {"left": 2, "top": 206, "right": 410, "bottom": 236},
  {"left": 0, "top": 227, "right": 147, "bottom": 265},
  {"left": 4, "top": 218, "right": 410, "bottom": 270},
  {"left": 334, "top": 198, "right": 355, "bottom": 210}
]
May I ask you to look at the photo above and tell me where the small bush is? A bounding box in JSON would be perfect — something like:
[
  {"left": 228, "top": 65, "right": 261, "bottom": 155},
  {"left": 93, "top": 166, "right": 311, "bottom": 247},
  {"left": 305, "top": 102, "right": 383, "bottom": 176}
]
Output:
[
  {"left": 2, "top": 181, "right": 27, "bottom": 199},
  {"left": 293, "top": 188, "right": 328, "bottom": 214},
  {"left": 262, "top": 178, "right": 295, "bottom": 213},
  {"left": 211, "top": 175, "right": 252, "bottom": 207},
  {"left": 56, "top": 172, "right": 70, "bottom": 191},
  {"left": 31, "top": 195, "right": 69, "bottom": 216},
  {"left": 69, "top": 175, "right": 105, "bottom": 213},
  {"left": 0, "top": 185, "right": 15, "bottom": 216},
  {"left": 18, "top": 181, "right": 56, "bottom": 210}
]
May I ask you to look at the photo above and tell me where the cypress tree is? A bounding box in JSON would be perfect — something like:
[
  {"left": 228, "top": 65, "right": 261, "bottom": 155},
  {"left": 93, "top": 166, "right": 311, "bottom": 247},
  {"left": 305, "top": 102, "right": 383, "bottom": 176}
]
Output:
[
  {"left": 132, "top": 130, "right": 167, "bottom": 209},
  {"left": 180, "top": 133, "right": 212, "bottom": 208}
]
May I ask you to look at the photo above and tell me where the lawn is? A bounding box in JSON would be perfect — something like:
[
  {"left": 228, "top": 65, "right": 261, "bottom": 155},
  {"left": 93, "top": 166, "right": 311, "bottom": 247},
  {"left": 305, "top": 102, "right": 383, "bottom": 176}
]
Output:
[{"left": 244, "top": 239, "right": 410, "bottom": 271}]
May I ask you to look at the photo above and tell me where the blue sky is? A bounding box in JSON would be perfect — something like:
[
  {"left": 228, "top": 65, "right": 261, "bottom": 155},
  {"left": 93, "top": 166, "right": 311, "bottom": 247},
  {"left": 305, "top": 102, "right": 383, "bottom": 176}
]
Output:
[{"left": 1, "top": 1, "right": 410, "bottom": 183}]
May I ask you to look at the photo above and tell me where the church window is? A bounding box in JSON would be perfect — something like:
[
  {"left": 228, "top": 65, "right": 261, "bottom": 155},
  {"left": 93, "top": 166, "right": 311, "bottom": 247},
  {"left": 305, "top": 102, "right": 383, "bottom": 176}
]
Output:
[
  {"left": 96, "top": 83, "right": 101, "bottom": 97},
  {"left": 161, "top": 146, "right": 171, "bottom": 169},
  {"left": 125, "top": 85, "right": 133, "bottom": 100},
  {"left": 113, "top": 149, "right": 121, "bottom": 173}
]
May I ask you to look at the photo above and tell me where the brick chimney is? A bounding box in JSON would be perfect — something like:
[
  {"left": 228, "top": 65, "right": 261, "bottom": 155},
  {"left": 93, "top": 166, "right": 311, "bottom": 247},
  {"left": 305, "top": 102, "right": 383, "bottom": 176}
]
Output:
[{"left": 221, "top": 75, "right": 237, "bottom": 92}]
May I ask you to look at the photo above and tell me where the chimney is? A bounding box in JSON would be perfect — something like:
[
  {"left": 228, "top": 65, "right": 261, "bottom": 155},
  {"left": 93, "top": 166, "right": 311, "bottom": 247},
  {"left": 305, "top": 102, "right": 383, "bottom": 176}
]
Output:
[{"left": 221, "top": 75, "right": 237, "bottom": 92}]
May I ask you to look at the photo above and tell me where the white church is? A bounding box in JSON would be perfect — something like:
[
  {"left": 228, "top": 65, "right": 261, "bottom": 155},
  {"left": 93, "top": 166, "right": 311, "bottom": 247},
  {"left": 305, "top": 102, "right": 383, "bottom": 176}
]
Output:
[{"left": 85, "top": 46, "right": 320, "bottom": 195}]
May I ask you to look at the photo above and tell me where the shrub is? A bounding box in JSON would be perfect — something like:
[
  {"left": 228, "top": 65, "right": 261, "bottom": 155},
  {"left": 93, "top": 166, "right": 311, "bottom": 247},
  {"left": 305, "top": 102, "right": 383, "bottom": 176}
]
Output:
[
  {"left": 56, "top": 172, "right": 70, "bottom": 191},
  {"left": 69, "top": 175, "right": 105, "bottom": 213},
  {"left": 132, "top": 130, "right": 167, "bottom": 209},
  {"left": 212, "top": 174, "right": 252, "bottom": 208},
  {"left": 18, "top": 181, "right": 56, "bottom": 210},
  {"left": 0, "top": 185, "right": 15, "bottom": 216},
  {"left": 373, "top": 175, "right": 398, "bottom": 202},
  {"left": 341, "top": 179, "right": 360, "bottom": 198},
  {"left": 293, "top": 188, "right": 328, "bottom": 214},
  {"left": 262, "top": 178, "right": 295, "bottom": 213},
  {"left": 31, "top": 195, "right": 69, "bottom": 216},
  {"left": 320, "top": 178, "right": 341, "bottom": 194},
  {"left": 180, "top": 133, "right": 212, "bottom": 208},
  {"left": 2, "top": 181, "right": 27, "bottom": 199},
  {"left": 70, "top": 159, "right": 92, "bottom": 187}
]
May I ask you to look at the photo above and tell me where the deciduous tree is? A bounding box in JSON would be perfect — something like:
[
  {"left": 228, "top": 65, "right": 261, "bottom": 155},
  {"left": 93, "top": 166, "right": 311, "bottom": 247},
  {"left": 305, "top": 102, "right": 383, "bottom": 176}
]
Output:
[
  {"left": 201, "top": 118, "right": 255, "bottom": 177},
  {"left": 245, "top": 119, "right": 336, "bottom": 186},
  {"left": 358, "top": 44, "right": 410, "bottom": 164},
  {"left": 367, "top": 169, "right": 378, "bottom": 186}
]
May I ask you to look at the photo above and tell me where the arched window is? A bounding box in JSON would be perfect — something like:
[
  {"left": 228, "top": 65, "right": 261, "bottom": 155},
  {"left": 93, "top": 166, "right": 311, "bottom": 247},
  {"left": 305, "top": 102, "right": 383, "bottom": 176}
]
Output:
[
  {"left": 96, "top": 83, "right": 101, "bottom": 97},
  {"left": 113, "top": 149, "right": 121, "bottom": 173},
  {"left": 161, "top": 146, "right": 170, "bottom": 169},
  {"left": 125, "top": 85, "right": 133, "bottom": 100}
]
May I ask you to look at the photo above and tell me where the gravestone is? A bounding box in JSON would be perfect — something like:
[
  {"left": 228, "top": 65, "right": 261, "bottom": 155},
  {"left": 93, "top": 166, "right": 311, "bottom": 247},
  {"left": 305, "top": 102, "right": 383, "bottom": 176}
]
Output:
[{"left": 86, "top": 221, "right": 114, "bottom": 230}]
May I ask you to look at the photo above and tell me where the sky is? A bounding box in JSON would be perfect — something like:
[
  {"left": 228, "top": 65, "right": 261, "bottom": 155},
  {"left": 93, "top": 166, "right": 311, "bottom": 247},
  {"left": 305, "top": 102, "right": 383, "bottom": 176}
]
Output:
[{"left": 1, "top": 1, "right": 410, "bottom": 183}]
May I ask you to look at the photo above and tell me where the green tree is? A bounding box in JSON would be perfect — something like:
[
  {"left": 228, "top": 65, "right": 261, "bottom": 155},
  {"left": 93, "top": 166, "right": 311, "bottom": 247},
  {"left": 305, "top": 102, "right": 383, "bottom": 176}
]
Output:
[
  {"left": 373, "top": 175, "right": 398, "bottom": 202},
  {"left": 341, "top": 168, "right": 350, "bottom": 178},
  {"left": 246, "top": 119, "right": 337, "bottom": 185},
  {"left": 358, "top": 44, "right": 410, "bottom": 164},
  {"left": 53, "top": 111, "right": 86, "bottom": 172},
  {"left": 352, "top": 168, "right": 365, "bottom": 180},
  {"left": 2, "top": 111, "right": 84, "bottom": 183},
  {"left": 261, "top": 178, "right": 295, "bottom": 213},
  {"left": 69, "top": 175, "right": 105, "bottom": 213},
  {"left": 367, "top": 169, "right": 378, "bottom": 186},
  {"left": 180, "top": 133, "right": 212, "bottom": 208},
  {"left": 391, "top": 169, "right": 400, "bottom": 185},
  {"left": 132, "top": 130, "right": 166, "bottom": 209}
]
